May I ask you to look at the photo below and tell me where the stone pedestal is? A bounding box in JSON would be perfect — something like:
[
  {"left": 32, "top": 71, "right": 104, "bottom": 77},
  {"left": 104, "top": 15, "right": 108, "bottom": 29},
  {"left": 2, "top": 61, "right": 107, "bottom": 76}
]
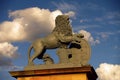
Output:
[{"left": 9, "top": 66, "right": 97, "bottom": 80}]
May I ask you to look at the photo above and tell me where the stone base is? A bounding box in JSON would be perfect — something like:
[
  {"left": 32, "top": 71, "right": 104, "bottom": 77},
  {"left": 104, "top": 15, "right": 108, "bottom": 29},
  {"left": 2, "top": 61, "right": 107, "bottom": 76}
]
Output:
[
  {"left": 24, "top": 63, "right": 84, "bottom": 70},
  {"left": 9, "top": 66, "right": 97, "bottom": 80}
]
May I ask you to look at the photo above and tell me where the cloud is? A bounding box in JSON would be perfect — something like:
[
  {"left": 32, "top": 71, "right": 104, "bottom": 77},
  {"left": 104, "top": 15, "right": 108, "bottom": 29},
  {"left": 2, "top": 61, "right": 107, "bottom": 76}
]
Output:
[
  {"left": 0, "top": 55, "right": 23, "bottom": 71},
  {"left": 108, "top": 20, "right": 120, "bottom": 25},
  {"left": 80, "top": 19, "right": 90, "bottom": 23},
  {"left": 79, "top": 30, "right": 100, "bottom": 45},
  {"left": 0, "top": 42, "right": 21, "bottom": 71},
  {"left": 97, "top": 32, "right": 115, "bottom": 39},
  {"left": 52, "top": 1, "right": 77, "bottom": 12},
  {"left": 0, "top": 42, "right": 18, "bottom": 58},
  {"left": 52, "top": 1, "right": 76, "bottom": 18},
  {"left": 82, "top": 3, "right": 105, "bottom": 11},
  {"left": 96, "top": 63, "right": 120, "bottom": 80},
  {"left": 0, "top": 7, "right": 63, "bottom": 42},
  {"left": 94, "top": 11, "right": 120, "bottom": 25},
  {"left": 0, "top": 64, "right": 23, "bottom": 71},
  {"left": 65, "top": 11, "right": 75, "bottom": 18},
  {"left": 106, "top": 12, "right": 120, "bottom": 20},
  {"left": 114, "top": 45, "right": 120, "bottom": 50},
  {"left": 0, "top": 21, "right": 26, "bottom": 42}
]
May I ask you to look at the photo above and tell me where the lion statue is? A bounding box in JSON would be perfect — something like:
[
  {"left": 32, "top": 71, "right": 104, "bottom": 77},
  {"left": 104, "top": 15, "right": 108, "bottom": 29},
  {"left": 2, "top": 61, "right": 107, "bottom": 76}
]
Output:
[{"left": 27, "top": 15, "right": 82, "bottom": 65}]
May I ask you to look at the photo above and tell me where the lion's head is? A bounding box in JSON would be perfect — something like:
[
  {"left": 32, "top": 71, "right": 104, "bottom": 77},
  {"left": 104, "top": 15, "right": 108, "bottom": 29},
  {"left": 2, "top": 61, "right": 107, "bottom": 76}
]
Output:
[{"left": 52, "top": 15, "right": 72, "bottom": 36}]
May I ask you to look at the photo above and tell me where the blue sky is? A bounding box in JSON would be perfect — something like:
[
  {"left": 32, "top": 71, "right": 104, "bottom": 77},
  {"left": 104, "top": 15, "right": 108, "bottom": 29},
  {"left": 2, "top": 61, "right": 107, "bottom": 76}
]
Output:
[{"left": 0, "top": 0, "right": 120, "bottom": 80}]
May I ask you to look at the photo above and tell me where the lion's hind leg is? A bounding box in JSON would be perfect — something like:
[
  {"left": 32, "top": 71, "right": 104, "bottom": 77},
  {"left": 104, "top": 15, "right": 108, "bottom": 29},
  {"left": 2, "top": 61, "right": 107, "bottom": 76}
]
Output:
[{"left": 28, "top": 42, "right": 44, "bottom": 65}]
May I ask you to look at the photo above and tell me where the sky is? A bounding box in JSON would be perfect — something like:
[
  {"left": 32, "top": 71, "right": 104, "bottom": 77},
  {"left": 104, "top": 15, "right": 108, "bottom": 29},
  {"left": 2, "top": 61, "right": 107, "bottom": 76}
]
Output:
[{"left": 0, "top": 0, "right": 120, "bottom": 80}]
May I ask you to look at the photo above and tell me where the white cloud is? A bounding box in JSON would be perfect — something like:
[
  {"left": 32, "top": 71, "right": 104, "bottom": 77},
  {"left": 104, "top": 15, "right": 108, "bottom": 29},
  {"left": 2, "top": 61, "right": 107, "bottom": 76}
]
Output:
[
  {"left": 52, "top": 1, "right": 77, "bottom": 12},
  {"left": 108, "top": 21, "right": 120, "bottom": 25},
  {"left": 0, "top": 42, "right": 18, "bottom": 58},
  {"left": 79, "top": 30, "right": 100, "bottom": 45},
  {"left": 0, "top": 21, "right": 26, "bottom": 42},
  {"left": 65, "top": 11, "right": 75, "bottom": 18},
  {"left": 0, "top": 42, "right": 21, "bottom": 71},
  {"left": 106, "top": 12, "right": 120, "bottom": 19},
  {"left": 94, "top": 17, "right": 103, "bottom": 22},
  {"left": 83, "top": 3, "right": 105, "bottom": 11},
  {"left": 0, "top": 7, "right": 63, "bottom": 42},
  {"left": 52, "top": 1, "right": 77, "bottom": 19},
  {"left": 97, "top": 32, "right": 114, "bottom": 39},
  {"left": 96, "top": 63, "right": 120, "bottom": 80},
  {"left": 80, "top": 19, "right": 89, "bottom": 23},
  {"left": 0, "top": 65, "right": 23, "bottom": 71},
  {"left": 94, "top": 11, "right": 120, "bottom": 25},
  {"left": 114, "top": 45, "right": 120, "bottom": 50}
]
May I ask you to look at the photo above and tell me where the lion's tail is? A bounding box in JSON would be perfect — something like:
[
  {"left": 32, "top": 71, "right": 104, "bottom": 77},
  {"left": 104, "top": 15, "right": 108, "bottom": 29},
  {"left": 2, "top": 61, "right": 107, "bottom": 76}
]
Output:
[{"left": 28, "top": 45, "right": 33, "bottom": 63}]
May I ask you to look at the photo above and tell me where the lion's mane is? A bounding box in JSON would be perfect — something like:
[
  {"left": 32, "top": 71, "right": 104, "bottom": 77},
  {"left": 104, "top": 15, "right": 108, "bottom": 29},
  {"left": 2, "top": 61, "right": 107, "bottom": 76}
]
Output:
[{"left": 52, "top": 15, "right": 72, "bottom": 36}]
